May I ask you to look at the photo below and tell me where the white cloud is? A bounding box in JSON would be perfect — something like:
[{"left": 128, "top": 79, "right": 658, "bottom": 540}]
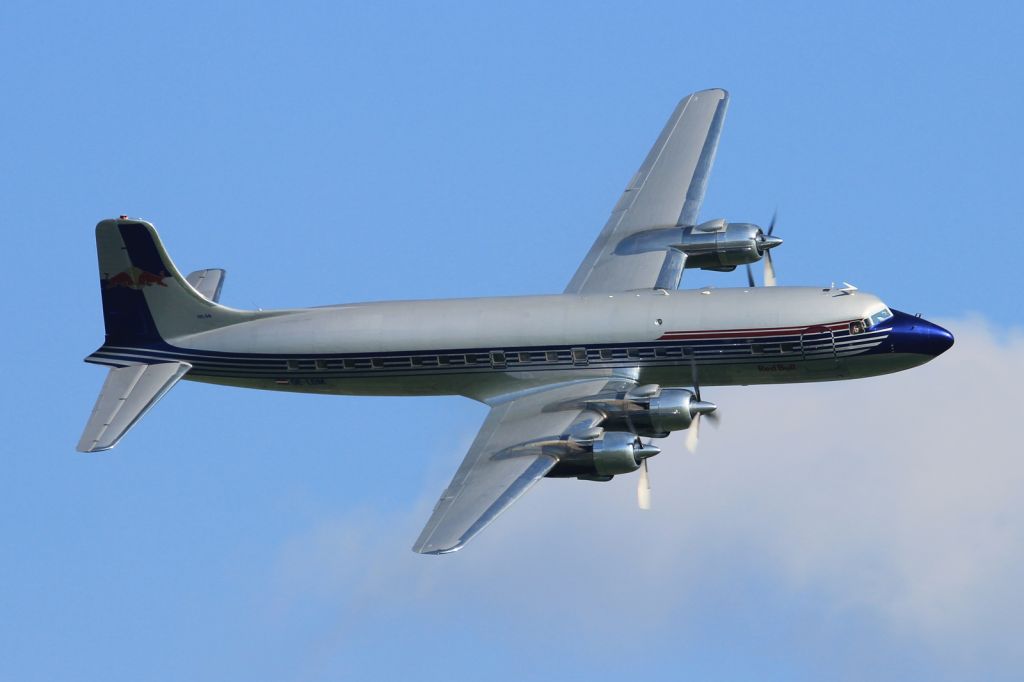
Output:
[{"left": 271, "top": 317, "right": 1024, "bottom": 671}]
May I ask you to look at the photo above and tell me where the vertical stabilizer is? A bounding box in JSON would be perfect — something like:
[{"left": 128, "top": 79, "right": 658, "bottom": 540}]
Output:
[{"left": 95, "top": 218, "right": 250, "bottom": 345}]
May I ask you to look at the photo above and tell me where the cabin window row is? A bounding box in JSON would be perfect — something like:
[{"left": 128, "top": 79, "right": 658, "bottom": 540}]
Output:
[{"left": 284, "top": 340, "right": 806, "bottom": 371}]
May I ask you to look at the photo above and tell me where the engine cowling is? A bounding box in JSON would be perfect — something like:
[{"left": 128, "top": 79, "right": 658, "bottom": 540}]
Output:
[
  {"left": 597, "top": 386, "right": 716, "bottom": 438},
  {"left": 632, "top": 388, "right": 696, "bottom": 436},
  {"left": 591, "top": 431, "right": 644, "bottom": 475},
  {"left": 677, "top": 220, "right": 767, "bottom": 271},
  {"left": 546, "top": 431, "right": 659, "bottom": 479},
  {"left": 612, "top": 218, "right": 782, "bottom": 274}
]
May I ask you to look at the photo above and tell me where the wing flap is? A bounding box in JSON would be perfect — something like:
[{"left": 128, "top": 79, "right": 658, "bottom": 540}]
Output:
[{"left": 76, "top": 362, "right": 191, "bottom": 453}]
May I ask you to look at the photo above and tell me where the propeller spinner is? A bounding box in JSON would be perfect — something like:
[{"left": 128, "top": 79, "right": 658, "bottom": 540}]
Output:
[{"left": 746, "top": 211, "right": 783, "bottom": 287}]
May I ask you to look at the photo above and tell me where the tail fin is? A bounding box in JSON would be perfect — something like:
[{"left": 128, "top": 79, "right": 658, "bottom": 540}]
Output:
[
  {"left": 80, "top": 218, "right": 253, "bottom": 452},
  {"left": 95, "top": 218, "right": 249, "bottom": 345}
]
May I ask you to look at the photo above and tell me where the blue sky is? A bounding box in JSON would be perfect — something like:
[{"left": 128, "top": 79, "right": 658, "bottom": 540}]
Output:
[{"left": 2, "top": 2, "right": 1022, "bottom": 680}]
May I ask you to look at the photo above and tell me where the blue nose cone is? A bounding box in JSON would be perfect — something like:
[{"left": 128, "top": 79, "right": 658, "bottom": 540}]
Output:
[
  {"left": 889, "top": 310, "right": 954, "bottom": 356},
  {"left": 926, "top": 321, "right": 955, "bottom": 356}
]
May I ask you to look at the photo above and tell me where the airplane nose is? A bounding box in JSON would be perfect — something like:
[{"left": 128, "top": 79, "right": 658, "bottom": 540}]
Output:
[
  {"left": 927, "top": 322, "right": 954, "bottom": 356},
  {"left": 889, "top": 310, "right": 954, "bottom": 357}
]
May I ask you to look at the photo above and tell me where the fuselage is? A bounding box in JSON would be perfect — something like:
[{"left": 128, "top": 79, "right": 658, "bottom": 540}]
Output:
[{"left": 88, "top": 286, "right": 954, "bottom": 403}]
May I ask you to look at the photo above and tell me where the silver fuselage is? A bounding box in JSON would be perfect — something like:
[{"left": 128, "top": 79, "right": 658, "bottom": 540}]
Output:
[{"left": 94, "top": 286, "right": 927, "bottom": 403}]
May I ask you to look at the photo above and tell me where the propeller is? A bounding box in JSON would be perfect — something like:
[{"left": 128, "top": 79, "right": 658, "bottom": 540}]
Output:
[
  {"left": 763, "top": 211, "right": 779, "bottom": 286},
  {"left": 637, "top": 458, "right": 651, "bottom": 510},
  {"left": 634, "top": 367, "right": 717, "bottom": 508},
  {"left": 746, "top": 211, "right": 783, "bottom": 288},
  {"left": 685, "top": 358, "right": 719, "bottom": 453}
]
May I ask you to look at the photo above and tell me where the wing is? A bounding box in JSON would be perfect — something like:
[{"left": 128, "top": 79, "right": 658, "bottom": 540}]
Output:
[
  {"left": 565, "top": 89, "right": 729, "bottom": 294},
  {"left": 77, "top": 362, "right": 191, "bottom": 452},
  {"left": 413, "top": 376, "right": 635, "bottom": 554}
]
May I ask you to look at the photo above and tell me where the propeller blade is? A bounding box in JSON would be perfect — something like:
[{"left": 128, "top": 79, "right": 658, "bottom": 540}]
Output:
[
  {"left": 690, "top": 358, "right": 701, "bottom": 401},
  {"left": 746, "top": 263, "right": 756, "bottom": 288},
  {"left": 686, "top": 357, "right": 717, "bottom": 452},
  {"left": 767, "top": 209, "right": 777, "bottom": 236},
  {"left": 685, "top": 415, "right": 701, "bottom": 453},
  {"left": 764, "top": 249, "right": 777, "bottom": 287},
  {"left": 637, "top": 458, "right": 651, "bottom": 510}
]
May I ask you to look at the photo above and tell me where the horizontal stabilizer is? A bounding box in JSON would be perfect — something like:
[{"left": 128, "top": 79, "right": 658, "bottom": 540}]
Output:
[
  {"left": 185, "top": 269, "right": 226, "bottom": 302},
  {"left": 77, "top": 362, "right": 191, "bottom": 453}
]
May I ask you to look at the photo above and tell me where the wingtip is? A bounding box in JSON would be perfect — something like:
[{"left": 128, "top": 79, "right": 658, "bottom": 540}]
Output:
[
  {"left": 75, "top": 442, "right": 113, "bottom": 453},
  {"left": 679, "top": 88, "right": 729, "bottom": 108},
  {"left": 414, "top": 542, "right": 464, "bottom": 556}
]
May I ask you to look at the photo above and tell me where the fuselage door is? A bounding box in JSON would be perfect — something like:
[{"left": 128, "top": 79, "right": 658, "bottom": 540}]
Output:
[{"left": 800, "top": 325, "right": 837, "bottom": 365}]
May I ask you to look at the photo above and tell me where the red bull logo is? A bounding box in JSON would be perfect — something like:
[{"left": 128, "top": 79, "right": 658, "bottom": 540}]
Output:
[{"left": 102, "top": 267, "right": 169, "bottom": 290}]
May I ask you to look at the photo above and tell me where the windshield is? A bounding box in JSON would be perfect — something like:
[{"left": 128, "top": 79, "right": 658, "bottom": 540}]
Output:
[{"left": 868, "top": 307, "right": 893, "bottom": 327}]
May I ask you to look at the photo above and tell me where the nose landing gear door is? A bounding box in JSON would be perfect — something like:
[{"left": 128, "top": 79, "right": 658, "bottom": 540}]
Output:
[{"left": 800, "top": 325, "right": 838, "bottom": 370}]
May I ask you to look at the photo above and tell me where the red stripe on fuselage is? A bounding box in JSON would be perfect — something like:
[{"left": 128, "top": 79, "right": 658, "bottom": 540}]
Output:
[{"left": 657, "top": 321, "right": 852, "bottom": 341}]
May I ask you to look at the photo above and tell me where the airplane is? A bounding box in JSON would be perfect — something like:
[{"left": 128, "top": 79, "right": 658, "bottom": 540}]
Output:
[{"left": 78, "top": 88, "right": 953, "bottom": 554}]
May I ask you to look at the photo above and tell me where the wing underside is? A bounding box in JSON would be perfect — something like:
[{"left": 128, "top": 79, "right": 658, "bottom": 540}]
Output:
[
  {"left": 413, "top": 377, "right": 635, "bottom": 554},
  {"left": 565, "top": 88, "right": 729, "bottom": 294}
]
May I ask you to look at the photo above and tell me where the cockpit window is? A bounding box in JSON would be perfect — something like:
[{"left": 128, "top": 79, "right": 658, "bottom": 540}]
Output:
[{"left": 868, "top": 307, "right": 893, "bottom": 327}]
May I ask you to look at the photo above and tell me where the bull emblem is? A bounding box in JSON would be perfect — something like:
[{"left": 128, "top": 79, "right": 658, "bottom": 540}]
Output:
[{"left": 102, "top": 267, "right": 169, "bottom": 289}]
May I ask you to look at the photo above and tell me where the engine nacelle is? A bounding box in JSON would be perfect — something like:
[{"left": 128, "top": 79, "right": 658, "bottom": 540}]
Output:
[
  {"left": 591, "top": 431, "right": 644, "bottom": 475},
  {"left": 546, "top": 431, "right": 659, "bottom": 479},
  {"left": 677, "top": 220, "right": 766, "bottom": 271},
  {"left": 597, "top": 386, "right": 715, "bottom": 438},
  {"left": 613, "top": 218, "right": 781, "bottom": 274},
  {"left": 629, "top": 388, "right": 696, "bottom": 436}
]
